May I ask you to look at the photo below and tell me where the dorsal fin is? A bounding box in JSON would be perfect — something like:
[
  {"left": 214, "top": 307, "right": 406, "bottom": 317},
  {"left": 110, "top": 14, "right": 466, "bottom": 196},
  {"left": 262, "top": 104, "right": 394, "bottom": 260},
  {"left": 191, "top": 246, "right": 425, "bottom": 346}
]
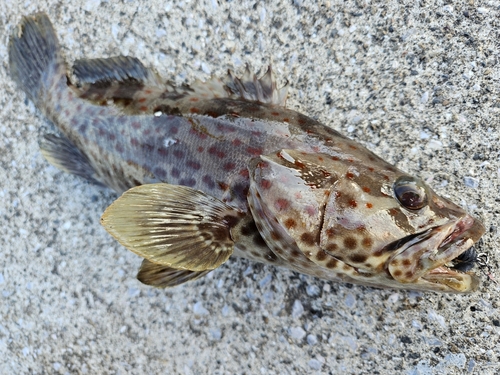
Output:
[
  {"left": 70, "top": 57, "right": 288, "bottom": 114},
  {"left": 73, "top": 56, "right": 149, "bottom": 86},
  {"left": 223, "top": 65, "right": 288, "bottom": 106},
  {"left": 71, "top": 56, "right": 168, "bottom": 105}
]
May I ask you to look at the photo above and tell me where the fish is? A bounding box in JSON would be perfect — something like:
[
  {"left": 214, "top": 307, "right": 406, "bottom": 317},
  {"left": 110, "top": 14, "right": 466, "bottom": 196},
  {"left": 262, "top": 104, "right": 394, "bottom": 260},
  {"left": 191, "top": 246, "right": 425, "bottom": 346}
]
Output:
[{"left": 9, "top": 13, "right": 485, "bottom": 293}]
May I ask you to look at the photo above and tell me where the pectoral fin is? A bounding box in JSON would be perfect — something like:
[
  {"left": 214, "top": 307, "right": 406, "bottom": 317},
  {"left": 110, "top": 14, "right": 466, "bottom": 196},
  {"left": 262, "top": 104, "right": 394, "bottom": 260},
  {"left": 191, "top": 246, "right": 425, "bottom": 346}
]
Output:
[
  {"left": 101, "top": 183, "right": 243, "bottom": 271},
  {"left": 137, "top": 259, "right": 210, "bottom": 288}
]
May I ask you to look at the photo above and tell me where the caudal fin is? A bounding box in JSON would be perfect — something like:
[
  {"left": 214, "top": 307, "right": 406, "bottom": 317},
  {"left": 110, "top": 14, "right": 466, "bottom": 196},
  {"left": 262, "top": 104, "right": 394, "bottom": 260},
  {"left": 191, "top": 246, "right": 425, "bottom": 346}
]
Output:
[{"left": 9, "top": 13, "right": 64, "bottom": 104}]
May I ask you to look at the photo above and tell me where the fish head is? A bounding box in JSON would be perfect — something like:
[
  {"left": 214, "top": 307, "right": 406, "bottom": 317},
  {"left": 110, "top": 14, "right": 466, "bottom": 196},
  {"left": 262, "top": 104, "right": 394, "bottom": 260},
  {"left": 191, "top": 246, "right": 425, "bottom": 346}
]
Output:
[{"left": 248, "top": 149, "right": 485, "bottom": 293}]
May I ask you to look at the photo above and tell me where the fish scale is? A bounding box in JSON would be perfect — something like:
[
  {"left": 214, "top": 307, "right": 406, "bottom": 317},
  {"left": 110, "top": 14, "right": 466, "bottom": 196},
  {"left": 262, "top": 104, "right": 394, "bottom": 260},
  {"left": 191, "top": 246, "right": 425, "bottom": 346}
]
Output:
[{"left": 9, "top": 13, "right": 485, "bottom": 292}]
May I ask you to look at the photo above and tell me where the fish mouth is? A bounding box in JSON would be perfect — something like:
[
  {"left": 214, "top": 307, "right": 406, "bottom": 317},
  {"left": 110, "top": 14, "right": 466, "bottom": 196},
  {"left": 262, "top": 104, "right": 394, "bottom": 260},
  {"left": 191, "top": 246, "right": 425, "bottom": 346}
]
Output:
[{"left": 387, "top": 215, "right": 485, "bottom": 293}]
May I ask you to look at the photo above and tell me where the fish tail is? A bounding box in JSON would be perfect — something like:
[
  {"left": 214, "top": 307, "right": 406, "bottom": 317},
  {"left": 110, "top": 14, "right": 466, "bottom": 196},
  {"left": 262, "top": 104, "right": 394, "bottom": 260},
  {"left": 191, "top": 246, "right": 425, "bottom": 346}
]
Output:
[{"left": 9, "top": 13, "right": 65, "bottom": 105}]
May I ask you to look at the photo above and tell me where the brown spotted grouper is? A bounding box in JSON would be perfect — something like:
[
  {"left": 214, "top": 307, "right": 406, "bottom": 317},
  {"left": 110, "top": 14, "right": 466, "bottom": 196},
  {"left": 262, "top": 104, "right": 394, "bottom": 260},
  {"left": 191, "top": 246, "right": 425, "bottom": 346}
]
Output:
[{"left": 9, "top": 13, "right": 485, "bottom": 292}]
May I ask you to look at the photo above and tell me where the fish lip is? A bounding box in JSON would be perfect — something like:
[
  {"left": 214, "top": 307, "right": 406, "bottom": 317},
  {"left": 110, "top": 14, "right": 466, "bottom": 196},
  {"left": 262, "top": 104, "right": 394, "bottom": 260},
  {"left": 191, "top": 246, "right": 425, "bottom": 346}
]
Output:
[
  {"left": 387, "top": 215, "right": 485, "bottom": 292},
  {"left": 422, "top": 216, "right": 485, "bottom": 292}
]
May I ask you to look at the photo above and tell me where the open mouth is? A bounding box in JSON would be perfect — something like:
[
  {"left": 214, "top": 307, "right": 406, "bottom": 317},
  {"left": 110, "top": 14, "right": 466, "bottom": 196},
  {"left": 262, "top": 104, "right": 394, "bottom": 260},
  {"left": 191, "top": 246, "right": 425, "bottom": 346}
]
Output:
[
  {"left": 387, "top": 215, "right": 485, "bottom": 292},
  {"left": 422, "top": 217, "right": 485, "bottom": 292}
]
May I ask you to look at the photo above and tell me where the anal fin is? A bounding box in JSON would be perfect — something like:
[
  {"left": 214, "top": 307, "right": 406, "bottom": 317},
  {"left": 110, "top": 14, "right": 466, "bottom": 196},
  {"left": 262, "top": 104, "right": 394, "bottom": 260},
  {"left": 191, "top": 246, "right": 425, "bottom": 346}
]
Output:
[
  {"left": 101, "top": 183, "right": 243, "bottom": 271},
  {"left": 137, "top": 259, "right": 210, "bottom": 288},
  {"left": 40, "top": 134, "right": 102, "bottom": 185}
]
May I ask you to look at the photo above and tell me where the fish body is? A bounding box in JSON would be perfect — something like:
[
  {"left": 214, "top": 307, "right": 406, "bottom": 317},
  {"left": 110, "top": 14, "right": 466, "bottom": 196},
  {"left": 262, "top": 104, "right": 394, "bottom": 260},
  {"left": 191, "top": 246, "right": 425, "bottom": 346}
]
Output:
[{"left": 9, "top": 13, "right": 485, "bottom": 293}]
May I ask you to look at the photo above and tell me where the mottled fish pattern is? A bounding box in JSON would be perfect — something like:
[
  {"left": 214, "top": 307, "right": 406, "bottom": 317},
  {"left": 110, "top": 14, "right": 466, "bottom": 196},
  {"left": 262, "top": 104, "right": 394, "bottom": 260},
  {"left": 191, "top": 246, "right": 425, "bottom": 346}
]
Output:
[{"left": 9, "top": 13, "right": 485, "bottom": 293}]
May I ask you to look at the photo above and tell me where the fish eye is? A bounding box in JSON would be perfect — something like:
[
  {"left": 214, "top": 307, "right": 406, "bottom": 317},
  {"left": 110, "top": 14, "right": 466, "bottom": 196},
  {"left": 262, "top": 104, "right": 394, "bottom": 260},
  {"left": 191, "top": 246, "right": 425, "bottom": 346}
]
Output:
[{"left": 393, "top": 176, "right": 428, "bottom": 210}]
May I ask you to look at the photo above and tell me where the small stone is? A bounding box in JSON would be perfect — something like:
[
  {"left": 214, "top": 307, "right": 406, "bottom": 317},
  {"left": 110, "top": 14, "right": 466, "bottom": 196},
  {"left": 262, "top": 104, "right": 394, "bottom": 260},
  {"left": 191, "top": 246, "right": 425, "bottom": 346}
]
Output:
[
  {"left": 209, "top": 328, "right": 222, "bottom": 341},
  {"left": 344, "top": 293, "right": 356, "bottom": 309},
  {"left": 307, "top": 334, "right": 318, "bottom": 345},
  {"left": 306, "top": 285, "right": 320, "bottom": 297},
  {"left": 428, "top": 310, "right": 447, "bottom": 329},
  {"left": 464, "top": 177, "right": 479, "bottom": 189},
  {"left": 292, "top": 300, "right": 304, "bottom": 318},
  {"left": 420, "top": 131, "right": 430, "bottom": 139},
  {"left": 443, "top": 353, "right": 466, "bottom": 368},
  {"left": 420, "top": 91, "right": 429, "bottom": 104},
  {"left": 467, "top": 359, "right": 476, "bottom": 372},
  {"left": 259, "top": 274, "right": 272, "bottom": 288},
  {"left": 193, "top": 302, "right": 209, "bottom": 316},
  {"left": 308, "top": 359, "right": 322, "bottom": 370},
  {"left": 289, "top": 326, "right": 306, "bottom": 341}
]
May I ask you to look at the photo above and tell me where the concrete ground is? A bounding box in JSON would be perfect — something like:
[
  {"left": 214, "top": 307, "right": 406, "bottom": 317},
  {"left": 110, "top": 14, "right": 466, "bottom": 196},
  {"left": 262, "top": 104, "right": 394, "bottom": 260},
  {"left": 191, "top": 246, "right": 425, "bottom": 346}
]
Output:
[{"left": 1, "top": 1, "right": 499, "bottom": 374}]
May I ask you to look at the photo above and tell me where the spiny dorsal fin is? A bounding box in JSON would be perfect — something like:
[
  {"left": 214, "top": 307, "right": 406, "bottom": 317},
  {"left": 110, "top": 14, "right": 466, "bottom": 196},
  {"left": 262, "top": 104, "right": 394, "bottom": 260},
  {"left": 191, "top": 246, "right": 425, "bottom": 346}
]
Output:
[
  {"left": 101, "top": 183, "right": 243, "bottom": 271},
  {"left": 39, "top": 134, "right": 103, "bottom": 185},
  {"left": 71, "top": 57, "right": 288, "bottom": 113},
  {"left": 223, "top": 65, "right": 288, "bottom": 106},
  {"left": 137, "top": 259, "right": 210, "bottom": 288}
]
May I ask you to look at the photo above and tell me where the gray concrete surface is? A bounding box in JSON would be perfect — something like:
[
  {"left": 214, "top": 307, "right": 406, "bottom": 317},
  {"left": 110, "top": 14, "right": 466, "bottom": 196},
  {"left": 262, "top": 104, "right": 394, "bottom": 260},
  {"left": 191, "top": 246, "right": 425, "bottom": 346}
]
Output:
[{"left": 1, "top": 1, "right": 499, "bottom": 374}]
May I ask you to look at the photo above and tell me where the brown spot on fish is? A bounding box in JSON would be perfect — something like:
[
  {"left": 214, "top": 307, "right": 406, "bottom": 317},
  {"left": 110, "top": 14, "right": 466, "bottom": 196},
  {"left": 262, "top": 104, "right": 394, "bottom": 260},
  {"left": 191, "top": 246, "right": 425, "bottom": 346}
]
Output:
[
  {"left": 349, "top": 253, "right": 367, "bottom": 263},
  {"left": 300, "top": 232, "right": 315, "bottom": 246},
  {"left": 316, "top": 250, "right": 327, "bottom": 261},
  {"left": 346, "top": 172, "right": 355, "bottom": 179},
  {"left": 260, "top": 179, "right": 272, "bottom": 189},
  {"left": 366, "top": 203, "right": 373, "bottom": 209},
  {"left": 349, "top": 199, "right": 358, "bottom": 208},
  {"left": 218, "top": 182, "right": 229, "bottom": 191},
  {"left": 362, "top": 187, "right": 371, "bottom": 193},
  {"left": 208, "top": 146, "right": 226, "bottom": 158},
  {"left": 253, "top": 233, "right": 267, "bottom": 247},
  {"left": 232, "top": 139, "right": 242, "bottom": 146},
  {"left": 202, "top": 175, "right": 215, "bottom": 189},
  {"left": 402, "top": 259, "right": 412, "bottom": 266},
  {"left": 326, "top": 228, "right": 336, "bottom": 239},
  {"left": 270, "top": 231, "right": 281, "bottom": 241},
  {"left": 326, "top": 243, "right": 338, "bottom": 252},
  {"left": 186, "top": 160, "right": 201, "bottom": 170},
  {"left": 171, "top": 167, "right": 180, "bottom": 178},
  {"left": 326, "top": 259, "right": 338, "bottom": 269},
  {"left": 190, "top": 107, "right": 200, "bottom": 114},
  {"left": 362, "top": 237, "right": 373, "bottom": 249},
  {"left": 274, "top": 198, "right": 289, "bottom": 211},
  {"left": 284, "top": 218, "right": 297, "bottom": 229},
  {"left": 247, "top": 147, "right": 262, "bottom": 156},
  {"left": 344, "top": 237, "right": 357, "bottom": 250},
  {"left": 173, "top": 150, "right": 184, "bottom": 159},
  {"left": 224, "top": 162, "right": 236, "bottom": 171}
]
